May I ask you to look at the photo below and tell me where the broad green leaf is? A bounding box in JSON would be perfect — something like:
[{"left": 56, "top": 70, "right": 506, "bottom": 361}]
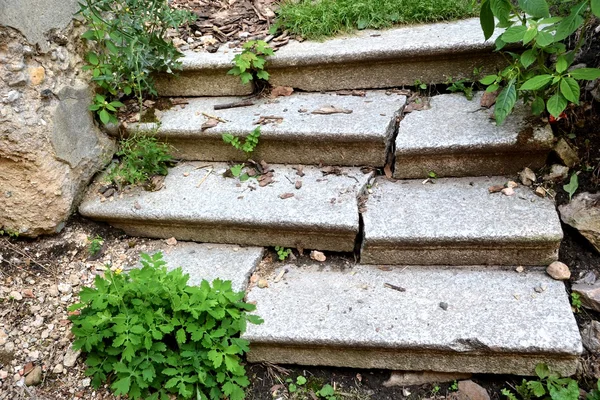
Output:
[
  {"left": 569, "top": 68, "right": 600, "bottom": 80},
  {"left": 536, "top": 30, "right": 555, "bottom": 46},
  {"left": 490, "top": 0, "right": 512, "bottom": 24},
  {"left": 555, "top": 56, "right": 568, "bottom": 73},
  {"left": 86, "top": 52, "right": 99, "bottom": 65},
  {"left": 520, "top": 49, "right": 537, "bottom": 68},
  {"left": 240, "top": 71, "right": 253, "bottom": 84},
  {"left": 518, "top": 0, "right": 550, "bottom": 17},
  {"left": 176, "top": 328, "right": 186, "bottom": 344},
  {"left": 480, "top": 0, "right": 496, "bottom": 40},
  {"left": 593, "top": 0, "right": 600, "bottom": 17},
  {"left": 486, "top": 84, "right": 500, "bottom": 92},
  {"left": 99, "top": 109, "right": 110, "bottom": 125},
  {"left": 502, "top": 26, "right": 528, "bottom": 43},
  {"left": 256, "top": 70, "right": 269, "bottom": 80},
  {"left": 495, "top": 81, "right": 517, "bottom": 125},
  {"left": 560, "top": 77, "right": 580, "bottom": 104},
  {"left": 480, "top": 75, "right": 498, "bottom": 85},
  {"left": 520, "top": 74, "right": 553, "bottom": 91},
  {"left": 554, "top": 9, "right": 584, "bottom": 42},
  {"left": 547, "top": 93, "right": 567, "bottom": 118},
  {"left": 531, "top": 96, "right": 545, "bottom": 115},
  {"left": 528, "top": 381, "right": 546, "bottom": 397},
  {"left": 523, "top": 28, "right": 538, "bottom": 44}
]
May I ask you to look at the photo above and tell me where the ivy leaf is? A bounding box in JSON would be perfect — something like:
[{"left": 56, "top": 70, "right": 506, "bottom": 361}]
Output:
[
  {"left": 547, "top": 93, "right": 568, "bottom": 118},
  {"left": 569, "top": 68, "right": 600, "bottom": 80},
  {"left": 480, "top": 0, "right": 496, "bottom": 40},
  {"left": 520, "top": 74, "right": 553, "bottom": 91},
  {"left": 563, "top": 173, "right": 579, "bottom": 200},
  {"left": 494, "top": 80, "right": 517, "bottom": 125},
  {"left": 559, "top": 77, "right": 580, "bottom": 104},
  {"left": 518, "top": 0, "right": 550, "bottom": 17}
]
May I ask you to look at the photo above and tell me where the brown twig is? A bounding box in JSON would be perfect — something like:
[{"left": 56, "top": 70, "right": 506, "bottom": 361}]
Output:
[
  {"left": 383, "top": 282, "right": 406, "bottom": 292},
  {"left": 214, "top": 99, "right": 255, "bottom": 110}
]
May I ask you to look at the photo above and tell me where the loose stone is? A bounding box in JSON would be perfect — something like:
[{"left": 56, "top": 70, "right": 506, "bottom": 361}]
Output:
[{"left": 546, "top": 261, "right": 571, "bottom": 281}]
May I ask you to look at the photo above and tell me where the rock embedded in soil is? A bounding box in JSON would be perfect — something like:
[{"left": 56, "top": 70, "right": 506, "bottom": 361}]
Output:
[
  {"left": 546, "top": 261, "right": 571, "bottom": 281},
  {"left": 581, "top": 320, "right": 600, "bottom": 353},
  {"left": 554, "top": 138, "right": 579, "bottom": 168},
  {"left": 559, "top": 192, "right": 600, "bottom": 253},
  {"left": 383, "top": 371, "right": 471, "bottom": 387},
  {"left": 520, "top": 167, "right": 536, "bottom": 186},
  {"left": 543, "top": 164, "right": 570, "bottom": 181},
  {"left": 63, "top": 347, "right": 81, "bottom": 367},
  {"left": 24, "top": 366, "right": 42, "bottom": 386},
  {"left": 572, "top": 281, "right": 600, "bottom": 312},
  {"left": 456, "top": 380, "right": 490, "bottom": 400}
]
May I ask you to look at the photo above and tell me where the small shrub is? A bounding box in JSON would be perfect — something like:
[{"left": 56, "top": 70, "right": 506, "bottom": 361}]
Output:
[
  {"left": 78, "top": 0, "right": 195, "bottom": 124},
  {"left": 501, "top": 363, "right": 579, "bottom": 400},
  {"left": 69, "top": 252, "right": 262, "bottom": 400},
  {"left": 478, "top": 0, "right": 600, "bottom": 124},
  {"left": 108, "top": 133, "right": 173, "bottom": 186},
  {"left": 228, "top": 41, "right": 273, "bottom": 85},
  {"left": 88, "top": 235, "right": 104, "bottom": 256}
]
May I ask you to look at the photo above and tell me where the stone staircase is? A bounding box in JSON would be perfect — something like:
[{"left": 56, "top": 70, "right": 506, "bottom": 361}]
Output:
[{"left": 79, "top": 18, "right": 583, "bottom": 376}]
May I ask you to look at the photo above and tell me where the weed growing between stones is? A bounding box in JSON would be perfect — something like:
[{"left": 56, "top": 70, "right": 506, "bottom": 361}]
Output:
[
  {"left": 478, "top": 0, "right": 600, "bottom": 124},
  {"left": 69, "top": 252, "right": 262, "bottom": 400},
  {"left": 87, "top": 235, "right": 104, "bottom": 257},
  {"left": 107, "top": 131, "right": 174, "bottom": 187},
  {"left": 228, "top": 40, "right": 274, "bottom": 86},
  {"left": 78, "top": 0, "right": 195, "bottom": 124}
]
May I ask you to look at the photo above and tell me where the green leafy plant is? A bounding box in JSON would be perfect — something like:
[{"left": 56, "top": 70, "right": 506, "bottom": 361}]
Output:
[
  {"left": 587, "top": 380, "right": 600, "bottom": 400},
  {"left": 0, "top": 228, "right": 19, "bottom": 238},
  {"left": 228, "top": 41, "right": 274, "bottom": 85},
  {"left": 275, "top": 246, "right": 292, "bottom": 261},
  {"left": 414, "top": 79, "right": 428, "bottom": 90},
  {"left": 108, "top": 133, "right": 173, "bottom": 186},
  {"left": 287, "top": 375, "right": 308, "bottom": 394},
  {"left": 316, "top": 384, "right": 338, "bottom": 400},
  {"left": 450, "top": 380, "right": 459, "bottom": 391},
  {"left": 78, "top": 0, "right": 195, "bottom": 124},
  {"left": 69, "top": 252, "right": 262, "bottom": 400},
  {"left": 571, "top": 292, "right": 582, "bottom": 313},
  {"left": 222, "top": 126, "right": 262, "bottom": 156},
  {"left": 501, "top": 363, "right": 579, "bottom": 400},
  {"left": 563, "top": 172, "right": 579, "bottom": 200},
  {"left": 88, "top": 235, "right": 104, "bottom": 256},
  {"left": 479, "top": 0, "right": 600, "bottom": 124}
]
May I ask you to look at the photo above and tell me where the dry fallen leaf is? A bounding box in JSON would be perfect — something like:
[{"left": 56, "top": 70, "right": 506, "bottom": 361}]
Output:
[
  {"left": 480, "top": 89, "right": 499, "bottom": 108},
  {"left": 255, "top": 115, "right": 284, "bottom": 125},
  {"left": 201, "top": 118, "right": 220, "bottom": 131},
  {"left": 294, "top": 165, "right": 305, "bottom": 177},
  {"left": 321, "top": 166, "right": 343, "bottom": 176},
  {"left": 336, "top": 89, "right": 366, "bottom": 97},
  {"left": 279, "top": 192, "right": 294, "bottom": 199},
  {"left": 311, "top": 105, "right": 353, "bottom": 115},
  {"left": 310, "top": 250, "right": 326, "bottom": 262},
  {"left": 270, "top": 86, "right": 294, "bottom": 98}
]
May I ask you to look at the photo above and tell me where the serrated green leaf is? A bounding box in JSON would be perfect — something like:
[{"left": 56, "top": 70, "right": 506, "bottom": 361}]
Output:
[
  {"left": 560, "top": 77, "right": 580, "bottom": 104},
  {"left": 520, "top": 49, "right": 537, "bottom": 68},
  {"left": 495, "top": 81, "right": 517, "bottom": 125},
  {"left": 490, "top": 0, "right": 512, "bottom": 24},
  {"left": 523, "top": 28, "right": 538, "bottom": 44},
  {"left": 556, "top": 56, "right": 569, "bottom": 74},
  {"left": 480, "top": 75, "right": 498, "bottom": 85},
  {"left": 536, "top": 30, "right": 555, "bottom": 46},
  {"left": 518, "top": 0, "right": 550, "bottom": 17},
  {"left": 502, "top": 25, "right": 528, "bottom": 43},
  {"left": 569, "top": 68, "right": 600, "bottom": 80},
  {"left": 528, "top": 380, "right": 547, "bottom": 397},
  {"left": 531, "top": 96, "right": 545, "bottom": 115},
  {"left": 554, "top": 9, "right": 584, "bottom": 42},
  {"left": 520, "top": 74, "right": 553, "bottom": 91},
  {"left": 111, "top": 376, "right": 131, "bottom": 396},
  {"left": 547, "top": 93, "right": 568, "bottom": 118}
]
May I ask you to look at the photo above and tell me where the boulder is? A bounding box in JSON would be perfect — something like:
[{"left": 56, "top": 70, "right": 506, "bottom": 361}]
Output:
[
  {"left": 572, "top": 281, "right": 600, "bottom": 312},
  {"left": 0, "top": 26, "right": 114, "bottom": 236},
  {"left": 581, "top": 320, "right": 600, "bottom": 353},
  {"left": 559, "top": 192, "right": 600, "bottom": 253}
]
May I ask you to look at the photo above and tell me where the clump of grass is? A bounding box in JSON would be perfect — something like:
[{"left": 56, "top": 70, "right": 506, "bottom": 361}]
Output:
[{"left": 275, "top": 0, "right": 476, "bottom": 39}]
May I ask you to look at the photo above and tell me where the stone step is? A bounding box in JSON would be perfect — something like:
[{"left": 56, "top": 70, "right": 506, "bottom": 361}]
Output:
[
  {"left": 244, "top": 263, "right": 582, "bottom": 375},
  {"left": 126, "top": 241, "right": 264, "bottom": 292},
  {"left": 361, "top": 177, "right": 563, "bottom": 266},
  {"left": 155, "top": 18, "right": 505, "bottom": 96},
  {"left": 394, "top": 93, "right": 554, "bottom": 179},
  {"left": 131, "top": 91, "right": 406, "bottom": 166},
  {"left": 79, "top": 163, "right": 372, "bottom": 252}
]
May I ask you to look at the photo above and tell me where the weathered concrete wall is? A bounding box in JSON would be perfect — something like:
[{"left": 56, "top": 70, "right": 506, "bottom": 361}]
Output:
[{"left": 0, "top": 7, "right": 115, "bottom": 236}]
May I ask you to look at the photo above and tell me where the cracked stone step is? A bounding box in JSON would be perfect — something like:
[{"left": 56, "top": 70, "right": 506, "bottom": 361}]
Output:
[
  {"left": 131, "top": 91, "right": 406, "bottom": 166},
  {"left": 244, "top": 263, "right": 582, "bottom": 375},
  {"left": 79, "top": 163, "right": 372, "bottom": 252},
  {"left": 361, "top": 177, "right": 563, "bottom": 266},
  {"left": 155, "top": 18, "right": 505, "bottom": 96},
  {"left": 127, "top": 241, "right": 264, "bottom": 292},
  {"left": 394, "top": 93, "right": 554, "bottom": 179}
]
